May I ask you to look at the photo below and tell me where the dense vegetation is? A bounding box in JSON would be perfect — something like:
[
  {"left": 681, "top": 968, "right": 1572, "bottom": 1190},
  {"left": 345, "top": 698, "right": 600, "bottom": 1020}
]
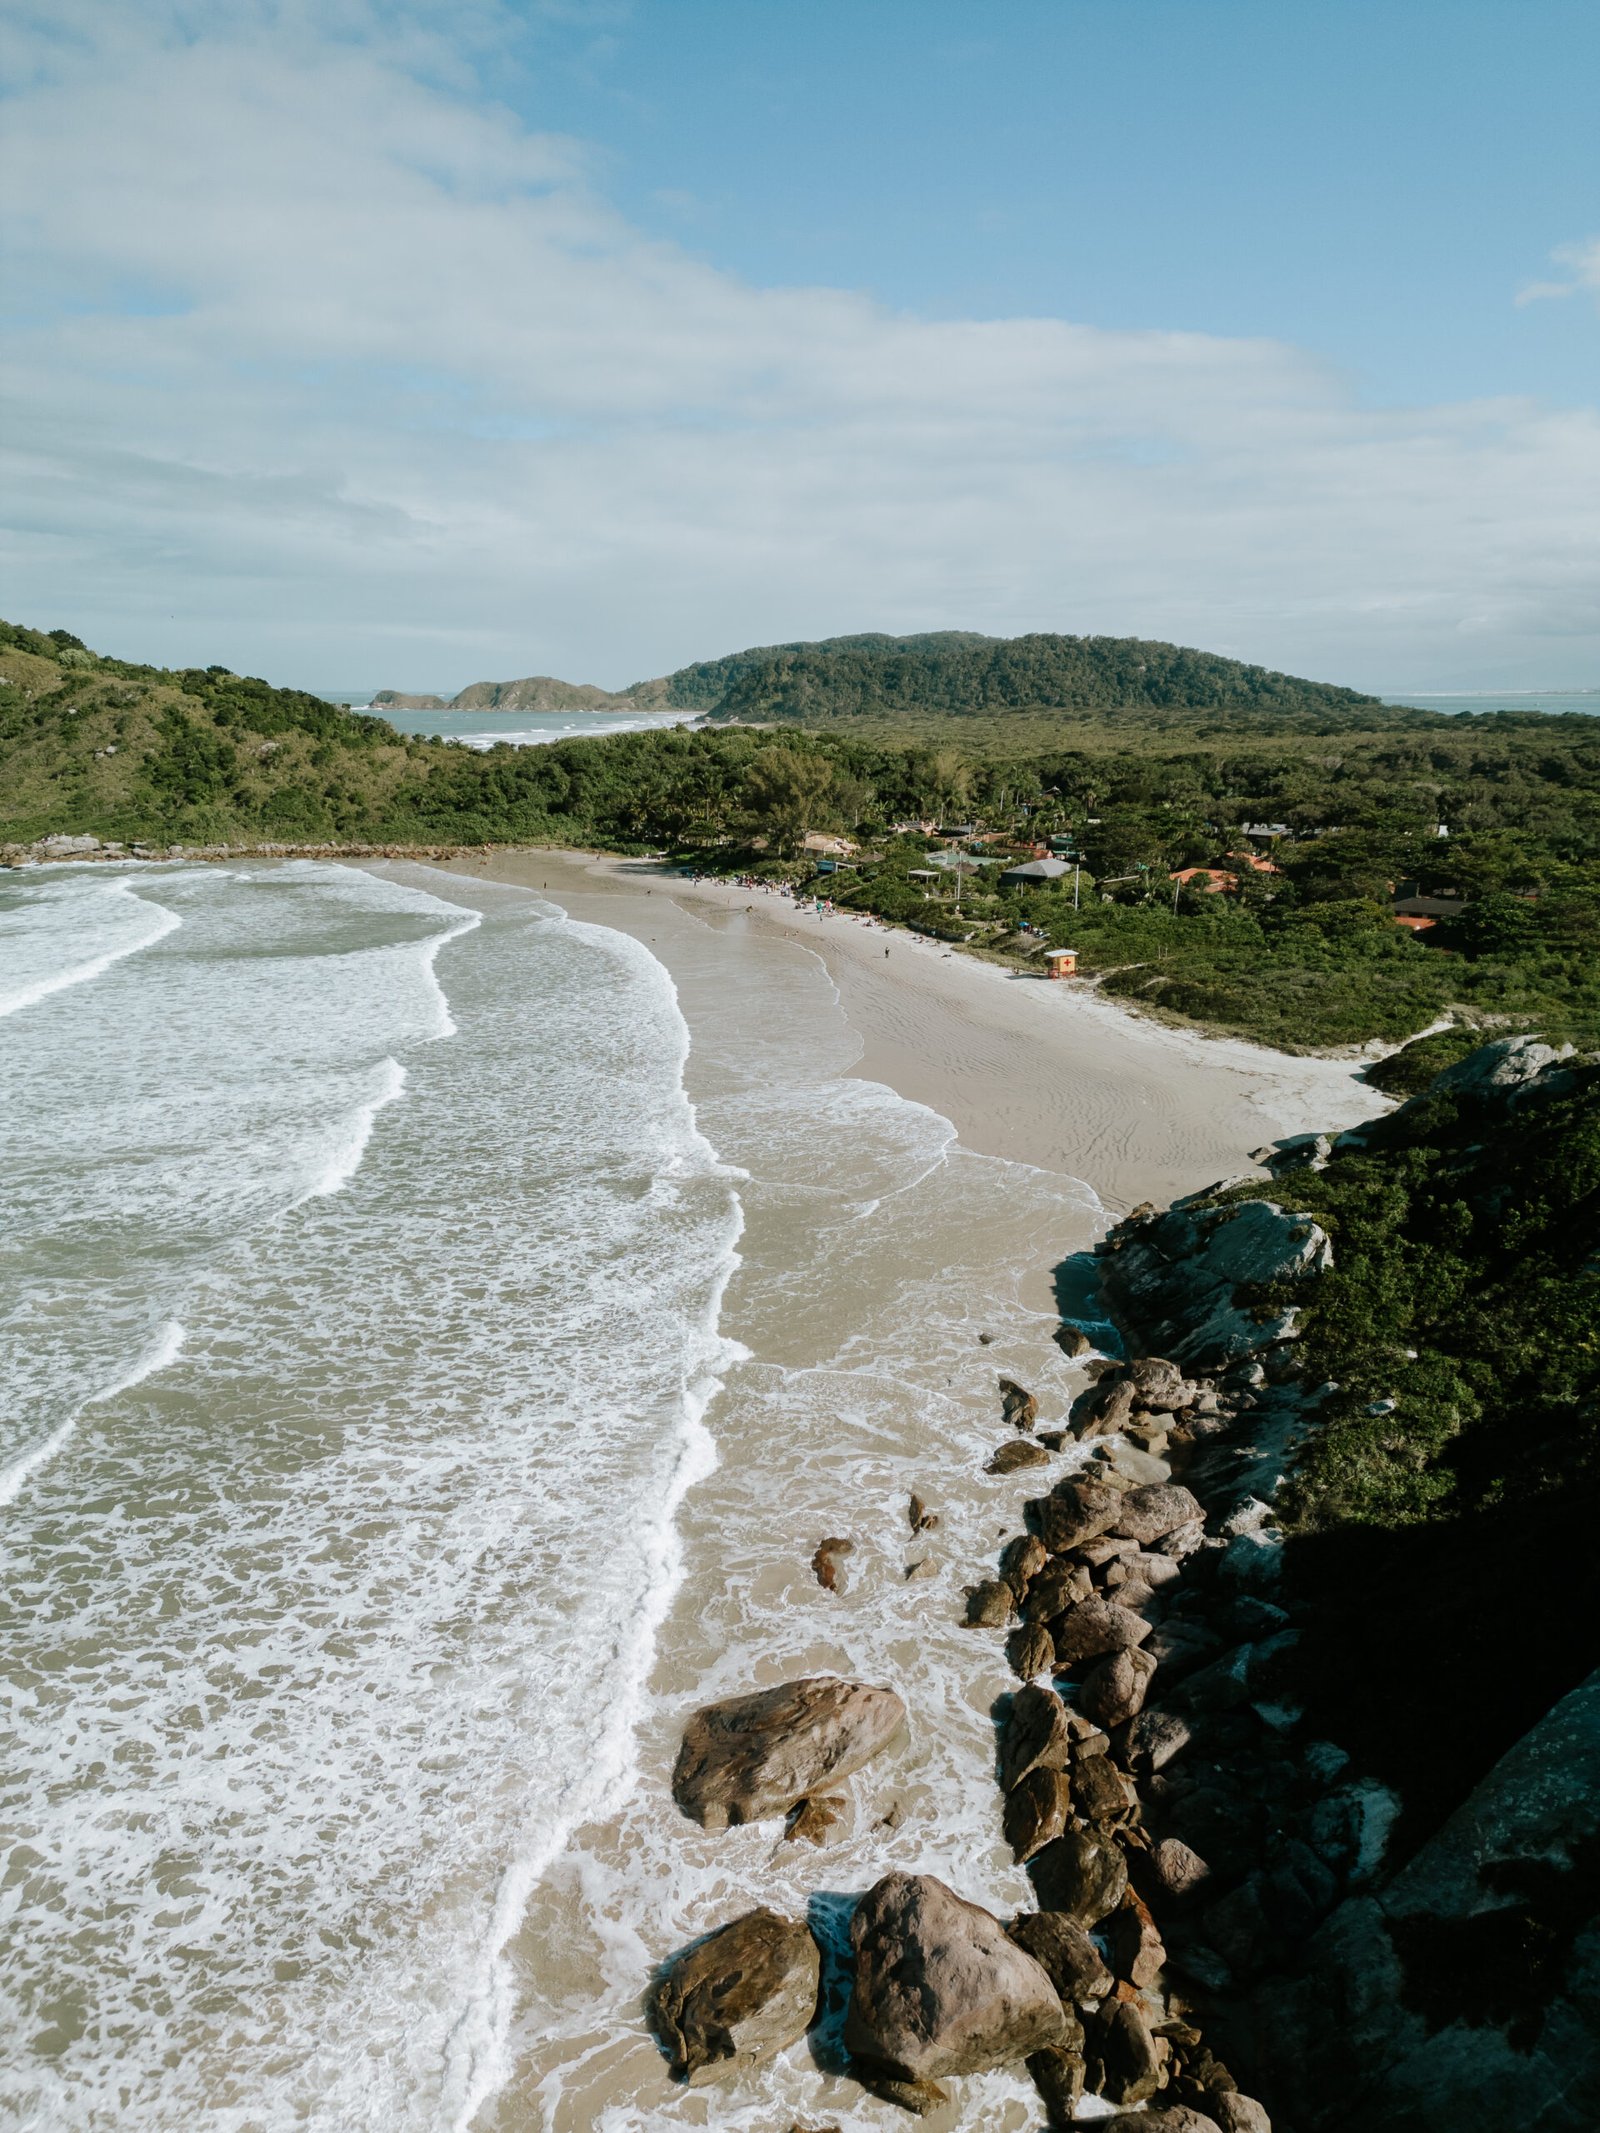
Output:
[
  {"left": 8, "top": 615, "right": 1600, "bottom": 1052},
  {"left": 696, "top": 631, "right": 1386, "bottom": 725},
  {"left": 1203, "top": 1052, "right": 1600, "bottom": 1836}
]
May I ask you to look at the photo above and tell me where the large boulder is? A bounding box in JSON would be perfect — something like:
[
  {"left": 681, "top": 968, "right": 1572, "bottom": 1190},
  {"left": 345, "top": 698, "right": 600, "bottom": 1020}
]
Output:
[
  {"left": 672, "top": 1677, "right": 906, "bottom": 1830},
  {"left": 1007, "top": 1910, "right": 1115, "bottom": 2004},
  {"left": 649, "top": 1907, "right": 820, "bottom": 2084},
  {"left": 1079, "top": 1646, "right": 1159, "bottom": 1731},
  {"left": 1004, "top": 1766, "right": 1072, "bottom": 1862},
  {"left": 999, "top": 1683, "right": 1073, "bottom": 1791},
  {"left": 845, "top": 1873, "right": 1069, "bottom": 2084},
  {"left": 1101, "top": 1200, "right": 1331, "bottom": 1369},
  {"left": 1088, "top": 1997, "right": 1163, "bottom": 2105},
  {"left": 1114, "top": 2113, "right": 1223, "bottom": 2133},
  {"left": 1052, "top": 1597, "right": 1151, "bottom": 1666},
  {"left": 1431, "top": 1033, "right": 1566, "bottom": 1099},
  {"left": 1000, "top": 1376, "right": 1040, "bottom": 1431},
  {"left": 1112, "top": 1482, "right": 1205, "bottom": 1547},
  {"left": 1029, "top": 1831, "right": 1129, "bottom": 1924},
  {"left": 1029, "top": 1478, "right": 1124, "bottom": 1551}
]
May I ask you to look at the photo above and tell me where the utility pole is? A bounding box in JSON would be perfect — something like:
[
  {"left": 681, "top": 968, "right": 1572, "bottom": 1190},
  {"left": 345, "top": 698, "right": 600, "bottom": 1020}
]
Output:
[
  {"left": 1074, "top": 863, "right": 1081, "bottom": 910},
  {"left": 1173, "top": 876, "right": 1181, "bottom": 915}
]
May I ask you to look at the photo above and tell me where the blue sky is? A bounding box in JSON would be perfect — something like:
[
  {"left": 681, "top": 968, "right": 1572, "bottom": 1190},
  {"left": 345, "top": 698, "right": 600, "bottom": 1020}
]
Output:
[
  {"left": 512, "top": 0, "right": 1599, "bottom": 407},
  {"left": 1, "top": 0, "right": 1596, "bottom": 691}
]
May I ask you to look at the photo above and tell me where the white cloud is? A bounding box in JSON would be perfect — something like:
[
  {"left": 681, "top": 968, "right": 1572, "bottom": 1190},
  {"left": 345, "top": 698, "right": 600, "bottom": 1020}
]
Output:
[
  {"left": 1517, "top": 235, "right": 1600, "bottom": 308},
  {"left": 2, "top": 2, "right": 1598, "bottom": 691}
]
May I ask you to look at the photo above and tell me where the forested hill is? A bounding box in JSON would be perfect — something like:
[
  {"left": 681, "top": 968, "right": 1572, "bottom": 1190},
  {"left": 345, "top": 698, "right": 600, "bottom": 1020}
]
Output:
[
  {"left": 626, "top": 630, "right": 996, "bottom": 711},
  {"left": 687, "top": 632, "right": 1385, "bottom": 725},
  {"left": 368, "top": 631, "right": 1385, "bottom": 727}
]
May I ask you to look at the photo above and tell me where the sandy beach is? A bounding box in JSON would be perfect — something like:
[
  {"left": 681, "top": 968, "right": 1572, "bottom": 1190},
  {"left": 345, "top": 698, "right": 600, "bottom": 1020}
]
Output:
[
  {"left": 462, "top": 846, "right": 1392, "bottom": 1215},
  {"left": 386, "top": 847, "right": 1396, "bottom": 2131}
]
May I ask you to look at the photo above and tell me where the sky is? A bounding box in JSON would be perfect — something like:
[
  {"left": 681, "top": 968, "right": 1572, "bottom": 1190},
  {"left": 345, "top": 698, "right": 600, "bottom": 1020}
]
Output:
[{"left": 1, "top": 0, "right": 1596, "bottom": 693}]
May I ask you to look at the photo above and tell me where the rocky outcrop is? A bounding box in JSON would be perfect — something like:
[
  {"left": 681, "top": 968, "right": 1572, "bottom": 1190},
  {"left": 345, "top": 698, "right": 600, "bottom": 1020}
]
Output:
[
  {"left": 844, "top": 1873, "right": 1068, "bottom": 2086},
  {"left": 1099, "top": 1200, "right": 1331, "bottom": 1370},
  {"left": 650, "top": 1907, "right": 820, "bottom": 2084},
  {"left": 1232, "top": 1668, "right": 1600, "bottom": 2132},
  {"left": 672, "top": 1677, "right": 906, "bottom": 1830}
]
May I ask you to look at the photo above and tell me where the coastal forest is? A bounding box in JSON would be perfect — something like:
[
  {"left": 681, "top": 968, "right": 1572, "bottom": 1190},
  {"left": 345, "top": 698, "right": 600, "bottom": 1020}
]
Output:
[{"left": 6, "top": 616, "right": 1600, "bottom": 1054}]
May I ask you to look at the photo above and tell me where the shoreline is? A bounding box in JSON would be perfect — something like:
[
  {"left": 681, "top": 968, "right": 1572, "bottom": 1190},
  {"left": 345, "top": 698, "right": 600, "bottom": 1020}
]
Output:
[{"left": 445, "top": 845, "right": 1394, "bottom": 1215}]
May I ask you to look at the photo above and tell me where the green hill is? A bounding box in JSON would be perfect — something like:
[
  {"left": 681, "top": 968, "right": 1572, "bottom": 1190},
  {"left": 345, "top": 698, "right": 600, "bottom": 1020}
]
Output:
[
  {"left": 688, "top": 631, "right": 1385, "bottom": 726},
  {"left": 625, "top": 630, "right": 999, "bottom": 711}
]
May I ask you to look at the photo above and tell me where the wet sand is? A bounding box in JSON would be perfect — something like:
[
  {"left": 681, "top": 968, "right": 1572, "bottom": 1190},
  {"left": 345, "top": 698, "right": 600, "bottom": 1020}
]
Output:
[
  {"left": 396, "top": 850, "right": 1396, "bottom": 2133},
  {"left": 465, "top": 847, "right": 1391, "bottom": 1215}
]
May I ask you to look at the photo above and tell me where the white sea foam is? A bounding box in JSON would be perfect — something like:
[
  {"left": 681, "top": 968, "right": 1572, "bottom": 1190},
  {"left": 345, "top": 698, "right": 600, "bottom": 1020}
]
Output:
[
  {"left": 0, "top": 875, "right": 182, "bottom": 1019},
  {"left": 1, "top": 860, "right": 749, "bottom": 2133},
  {"left": 0, "top": 1319, "right": 187, "bottom": 1509},
  {"left": 290, "top": 1054, "right": 409, "bottom": 1202}
]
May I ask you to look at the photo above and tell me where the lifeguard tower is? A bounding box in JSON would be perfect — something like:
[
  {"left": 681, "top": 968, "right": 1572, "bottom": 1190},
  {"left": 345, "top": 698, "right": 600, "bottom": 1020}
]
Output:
[{"left": 1043, "top": 947, "right": 1079, "bottom": 979}]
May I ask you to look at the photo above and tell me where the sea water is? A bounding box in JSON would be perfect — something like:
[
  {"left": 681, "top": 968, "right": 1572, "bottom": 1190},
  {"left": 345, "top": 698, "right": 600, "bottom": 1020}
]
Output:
[
  {"left": 0, "top": 861, "right": 743, "bottom": 2130},
  {"left": 1, "top": 858, "right": 1106, "bottom": 2133}
]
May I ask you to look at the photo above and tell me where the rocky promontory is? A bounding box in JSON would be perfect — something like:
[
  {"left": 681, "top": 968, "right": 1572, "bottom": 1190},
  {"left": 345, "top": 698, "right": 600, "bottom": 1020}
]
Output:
[{"left": 642, "top": 1036, "right": 1600, "bottom": 2127}]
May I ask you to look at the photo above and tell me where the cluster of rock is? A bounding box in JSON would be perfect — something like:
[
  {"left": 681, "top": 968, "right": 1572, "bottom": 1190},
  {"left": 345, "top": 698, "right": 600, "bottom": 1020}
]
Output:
[{"left": 646, "top": 1095, "right": 1600, "bottom": 2125}]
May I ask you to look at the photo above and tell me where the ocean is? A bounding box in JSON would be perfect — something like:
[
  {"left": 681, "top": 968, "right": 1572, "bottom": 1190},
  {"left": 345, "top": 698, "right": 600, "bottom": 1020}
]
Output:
[
  {"left": 1, "top": 857, "right": 1105, "bottom": 2130},
  {"left": 1382, "top": 690, "right": 1600, "bottom": 717},
  {"left": 346, "top": 706, "right": 699, "bottom": 750}
]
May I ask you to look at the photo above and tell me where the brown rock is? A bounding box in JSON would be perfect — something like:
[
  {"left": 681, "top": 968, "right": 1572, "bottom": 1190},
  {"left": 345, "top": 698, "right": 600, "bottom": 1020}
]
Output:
[
  {"left": 844, "top": 1873, "right": 1068, "bottom": 2083},
  {"left": 1004, "top": 1765, "right": 1072, "bottom": 1862},
  {"left": 1054, "top": 1325, "right": 1094, "bottom": 1358},
  {"left": 1077, "top": 1534, "right": 1141, "bottom": 1567},
  {"left": 1024, "top": 1560, "right": 1093, "bottom": 1623},
  {"left": 1071, "top": 1373, "right": 1139, "bottom": 1438},
  {"left": 1030, "top": 1478, "right": 1123, "bottom": 1551},
  {"left": 1006, "top": 1911, "right": 1114, "bottom": 2004},
  {"left": 1215, "top": 2094, "right": 1273, "bottom": 2133},
  {"left": 1028, "top": 1830, "right": 1129, "bottom": 1924},
  {"left": 1127, "top": 1356, "right": 1195, "bottom": 1410},
  {"left": 964, "top": 1578, "right": 1016, "bottom": 1628},
  {"left": 988, "top": 1438, "right": 1052, "bottom": 1474},
  {"left": 1006, "top": 1622, "right": 1057, "bottom": 1680},
  {"left": 1149, "top": 1836, "right": 1212, "bottom": 1899},
  {"left": 1078, "top": 1645, "right": 1159, "bottom": 1730},
  {"left": 1072, "top": 1751, "right": 1133, "bottom": 1827},
  {"left": 649, "top": 1907, "right": 821, "bottom": 2085},
  {"left": 855, "top": 2072, "right": 948, "bottom": 2114},
  {"left": 1110, "top": 1483, "right": 1205, "bottom": 1547},
  {"left": 1000, "top": 1376, "right": 1040, "bottom": 1431},
  {"left": 810, "top": 1537, "right": 854, "bottom": 1593},
  {"left": 672, "top": 1677, "right": 906, "bottom": 1830},
  {"left": 1088, "top": 1997, "right": 1163, "bottom": 2105},
  {"left": 1028, "top": 2039, "right": 1086, "bottom": 2126},
  {"left": 1104, "top": 1892, "right": 1166, "bottom": 1987},
  {"left": 1125, "top": 1707, "right": 1193, "bottom": 1770},
  {"left": 999, "top": 1532, "right": 1049, "bottom": 1597},
  {"left": 1066, "top": 1710, "right": 1112, "bottom": 1760},
  {"left": 783, "top": 1793, "right": 847, "bottom": 1847},
  {"left": 999, "top": 1683, "right": 1072, "bottom": 1791},
  {"left": 1052, "top": 1598, "right": 1151, "bottom": 1666},
  {"left": 907, "top": 1493, "right": 939, "bottom": 1533},
  {"left": 1118, "top": 2112, "right": 1224, "bottom": 2133}
]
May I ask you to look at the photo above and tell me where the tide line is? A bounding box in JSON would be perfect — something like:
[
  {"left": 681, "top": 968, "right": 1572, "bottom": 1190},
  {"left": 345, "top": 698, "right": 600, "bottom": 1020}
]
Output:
[
  {"left": 0, "top": 880, "right": 182, "bottom": 1022},
  {"left": 0, "top": 1319, "right": 186, "bottom": 1510}
]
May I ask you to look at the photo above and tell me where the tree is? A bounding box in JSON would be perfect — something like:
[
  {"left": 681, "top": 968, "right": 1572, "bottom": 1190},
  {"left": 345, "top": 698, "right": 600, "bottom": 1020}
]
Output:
[{"left": 739, "top": 746, "right": 838, "bottom": 856}]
